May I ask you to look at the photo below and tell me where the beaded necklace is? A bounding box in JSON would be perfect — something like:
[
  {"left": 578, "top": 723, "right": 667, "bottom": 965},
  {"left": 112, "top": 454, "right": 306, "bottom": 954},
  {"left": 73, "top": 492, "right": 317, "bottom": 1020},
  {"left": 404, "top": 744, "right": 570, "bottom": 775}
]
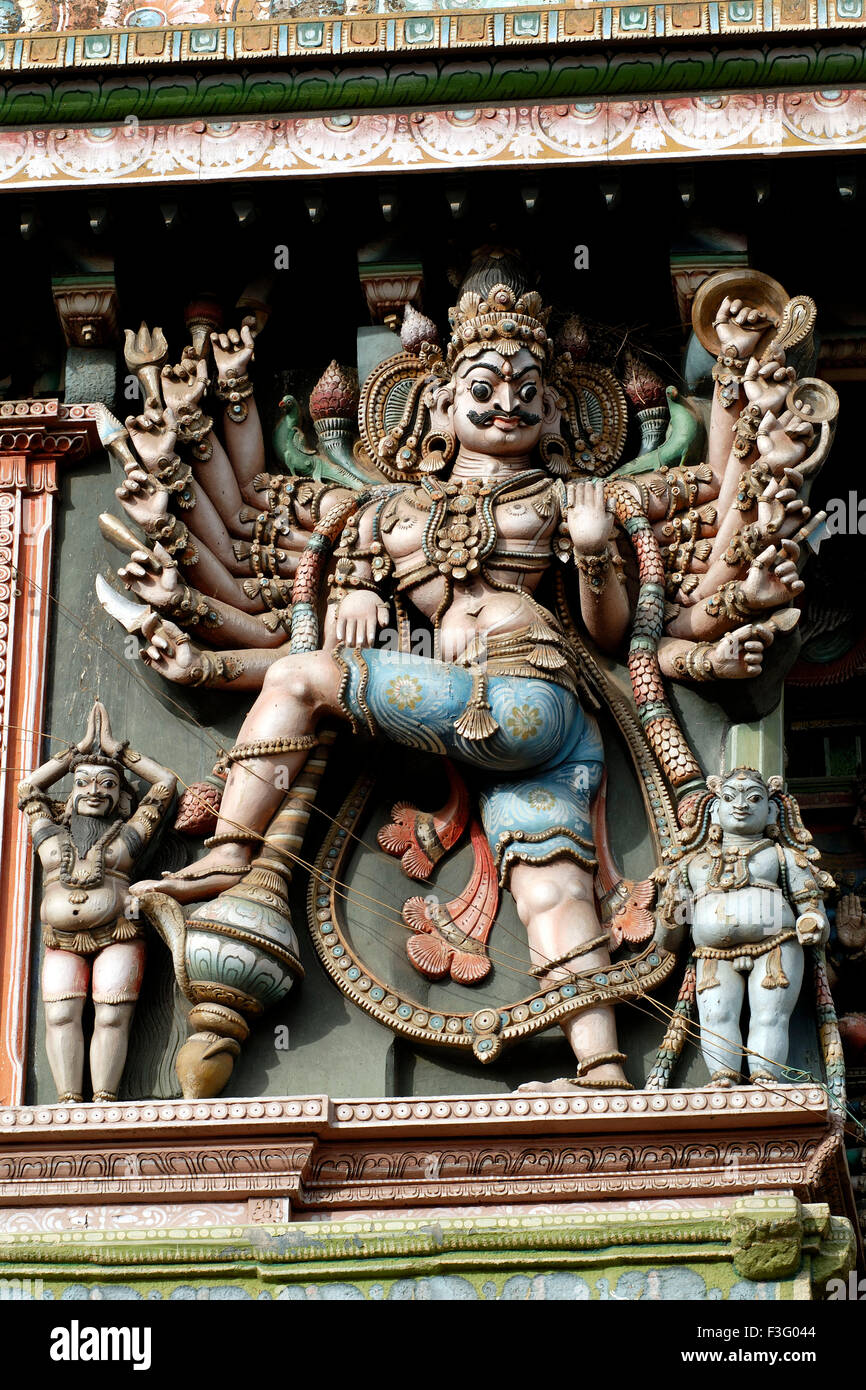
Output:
[
  {"left": 706, "top": 837, "right": 773, "bottom": 891},
  {"left": 420, "top": 471, "right": 544, "bottom": 582}
]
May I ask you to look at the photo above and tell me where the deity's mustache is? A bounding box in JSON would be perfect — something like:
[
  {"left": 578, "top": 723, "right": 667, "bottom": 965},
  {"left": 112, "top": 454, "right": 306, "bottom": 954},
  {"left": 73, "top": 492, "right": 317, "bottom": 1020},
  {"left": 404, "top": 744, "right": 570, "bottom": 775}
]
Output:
[{"left": 467, "top": 407, "right": 541, "bottom": 428}]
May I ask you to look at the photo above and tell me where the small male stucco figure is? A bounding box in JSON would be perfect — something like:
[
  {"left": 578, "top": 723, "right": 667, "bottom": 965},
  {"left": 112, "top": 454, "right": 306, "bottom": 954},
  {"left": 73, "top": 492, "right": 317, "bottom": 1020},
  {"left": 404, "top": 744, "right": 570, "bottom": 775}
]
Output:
[
  {"left": 657, "top": 768, "right": 832, "bottom": 1087},
  {"left": 17, "top": 702, "right": 176, "bottom": 1102}
]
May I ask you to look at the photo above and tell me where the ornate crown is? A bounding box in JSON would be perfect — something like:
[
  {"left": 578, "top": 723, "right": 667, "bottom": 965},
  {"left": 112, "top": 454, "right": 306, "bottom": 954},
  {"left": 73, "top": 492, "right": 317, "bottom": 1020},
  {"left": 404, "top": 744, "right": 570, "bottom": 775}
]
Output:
[{"left": 446, "top": 284, "right": 552, "bottom": 369}]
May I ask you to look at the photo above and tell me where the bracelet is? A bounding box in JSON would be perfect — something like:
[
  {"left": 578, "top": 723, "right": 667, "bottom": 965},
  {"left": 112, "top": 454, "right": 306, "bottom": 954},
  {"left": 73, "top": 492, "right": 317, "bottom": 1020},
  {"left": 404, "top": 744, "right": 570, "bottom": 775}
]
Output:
[
  {"left": 328, "top": 573, "right": 383, "bottom": 598},
  {"left": 215, "top": 374, "right": 253, "bottom": 401},
  {"left": 733, "top": 402, "right": 761, "bottom": 460},
  {"left": 17, "top": 782, "right": 52, "bottom": 816},
  {"left": 574, "top": 548, "right": 611, "bottom": 595},
  {"left": 186, "top": 651, "right": 245, "bottom": 686},
  {"left": 215, "top": 375, "right": 253, "bottom": 424},
  {"left": 661, "top": 463, "right": 712, "bottom": 518},
  {"left": 175, "top": 408, "right": 213, "bottom": 445},
  {"left": 704, "top": 580, "right": 750, "bottom": 622},
  {"left": 733, "top": 460, "right": 771, "bottom": 513},
  {"left": 722, "top": 524, "right": 763, "bottom": 568},
  {"left": 142, "top": 514, "right": 198, "bottom": 565},
  {"left": 712, "top": 353, "right": 746, "bottom": 409},
  {"left": 684, "top": 643, "right": 715, "bottom": 681},
  {"left": 154, "top": 455, "right": 195, "bottom": 510},
  {"left": 163, "top": 583, "right": 222, "bottom": 629}
]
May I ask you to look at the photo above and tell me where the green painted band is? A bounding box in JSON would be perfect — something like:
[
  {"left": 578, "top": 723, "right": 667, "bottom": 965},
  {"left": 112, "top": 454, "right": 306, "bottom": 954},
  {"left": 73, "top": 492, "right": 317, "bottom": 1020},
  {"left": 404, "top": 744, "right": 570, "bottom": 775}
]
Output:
[
  {"left": 639, "top": 701, "right": 673, "bottom": 723},
  {"left": 2, "top": 43, "right": 866, "bottom": 127}
]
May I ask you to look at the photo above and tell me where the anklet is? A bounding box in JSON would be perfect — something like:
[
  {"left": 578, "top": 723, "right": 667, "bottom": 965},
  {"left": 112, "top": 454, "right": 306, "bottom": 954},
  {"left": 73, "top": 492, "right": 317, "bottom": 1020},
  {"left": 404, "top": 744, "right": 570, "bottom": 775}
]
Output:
[
  {"left": 575, "top": 1050, "right": 627, "bottom": 1077},
  {"left": 202, "top": 831, "right": 261, "bottom": 849}
]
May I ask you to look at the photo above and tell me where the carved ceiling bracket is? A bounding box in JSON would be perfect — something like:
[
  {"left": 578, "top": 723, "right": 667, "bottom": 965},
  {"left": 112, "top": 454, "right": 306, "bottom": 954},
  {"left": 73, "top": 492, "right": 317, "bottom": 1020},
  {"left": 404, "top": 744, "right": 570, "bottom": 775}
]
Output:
[
  {"left": 358, "top": 261, "right": 424, "bottom": 332},
  {"left": 51, "top": 276, "right": 119, "bottom": 350}
]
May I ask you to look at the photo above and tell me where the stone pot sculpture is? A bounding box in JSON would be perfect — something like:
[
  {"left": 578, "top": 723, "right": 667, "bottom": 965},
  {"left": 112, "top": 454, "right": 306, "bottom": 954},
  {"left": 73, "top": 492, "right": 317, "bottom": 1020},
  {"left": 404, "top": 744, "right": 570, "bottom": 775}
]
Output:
[{"left": 140, "top": 794, "right": 305, "bottom": 1098}]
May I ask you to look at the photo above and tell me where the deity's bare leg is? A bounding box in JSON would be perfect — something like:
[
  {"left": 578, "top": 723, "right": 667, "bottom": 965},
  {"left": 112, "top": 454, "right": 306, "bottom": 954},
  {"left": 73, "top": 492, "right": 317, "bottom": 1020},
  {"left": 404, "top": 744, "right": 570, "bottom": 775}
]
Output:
[
  {"left": 42, "top": 949, "right": 89, "bottom": 1101},
  {"left": 146, "top": 651, "right": 345, "bottom": 901},
  {"left": 746, "top": 941, "right": 804, "bottom": 1083},
  {"left": 695, "top": 957, "right": 746, "bottom": 1085},
  {"left": 511, "top": 860, "right": 628, "bottom": 1088},
  {"left": 90, "top": 941, "right": 147, "bottom": 1099}
]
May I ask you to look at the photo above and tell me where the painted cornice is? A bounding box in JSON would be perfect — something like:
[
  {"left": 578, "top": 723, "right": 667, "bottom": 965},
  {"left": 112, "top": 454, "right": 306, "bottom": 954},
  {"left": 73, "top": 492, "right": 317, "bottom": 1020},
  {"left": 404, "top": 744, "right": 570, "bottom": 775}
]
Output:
[{"left": 2, "top": 39, "right": 866, "bottom": 127}]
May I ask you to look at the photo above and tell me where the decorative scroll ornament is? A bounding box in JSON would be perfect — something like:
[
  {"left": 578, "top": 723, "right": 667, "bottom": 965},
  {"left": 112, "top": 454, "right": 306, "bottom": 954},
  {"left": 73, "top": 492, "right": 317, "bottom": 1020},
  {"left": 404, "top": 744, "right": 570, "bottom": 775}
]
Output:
[{"left": 551, "top": 355, "right": 629, "bottom": 476}]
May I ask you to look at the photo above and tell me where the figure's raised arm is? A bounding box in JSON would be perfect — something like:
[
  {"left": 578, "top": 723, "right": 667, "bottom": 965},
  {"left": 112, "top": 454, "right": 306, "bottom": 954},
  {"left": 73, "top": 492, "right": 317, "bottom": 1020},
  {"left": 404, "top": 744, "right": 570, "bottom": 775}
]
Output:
[{"left": 566, "top": 479, "right": 630, "bottom": 653}]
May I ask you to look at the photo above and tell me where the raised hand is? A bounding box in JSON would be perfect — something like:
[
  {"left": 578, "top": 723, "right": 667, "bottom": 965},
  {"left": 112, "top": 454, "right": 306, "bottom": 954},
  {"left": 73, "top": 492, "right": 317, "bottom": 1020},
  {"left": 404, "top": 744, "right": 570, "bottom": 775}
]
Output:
[
  {"left": 211, "top": 317, "right": 256, "bottom": 385},
  {"left": 756, "top": 473, "right": 810, "bottom": 542},
  {"left": 76, "top": 701, "right": 101, "bottom": 755},
  {"left": 741, "top": 540, "right": 804, "bottom": 609},
  {"left": 115, "top": 467, "right": 169, "bottom": 529},
  {"left": 93, "top": 702, "right": 125, "bottom": 759},
  {"left": 118, "top": 541, "right": 182, "bottom": 610},
  {"left": 125, "top": 407, "right": 178, "bottom": 473},
  {"left": 715, "top": 295, "right": 776, "bottom": 361},
  {"left": 836, "top": 893, "right": 866, "bottom": 952},
  {"left": 138, "top": 611, "right": 198, "bottom": 684},
  {"left": 566, "top": 478, "right": 614, "bottom": 556},
  {"left": 335, "top": 590, "right": 390, "bottom": 648},
  {"left": 756, "top": 410, "right": 812, "bottom": 472},
  {"left": 161, "top": 348, "right": 209, "bottom": 419},
  {"left": 742, "top": 357, "right": 795, "bottom": 415}
]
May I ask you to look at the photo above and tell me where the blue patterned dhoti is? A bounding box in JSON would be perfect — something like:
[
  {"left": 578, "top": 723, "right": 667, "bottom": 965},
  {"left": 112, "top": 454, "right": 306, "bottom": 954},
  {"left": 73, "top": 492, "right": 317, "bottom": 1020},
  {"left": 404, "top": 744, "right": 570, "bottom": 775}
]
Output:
[{"left": 334, "top": 648, "right": 604, "bottom": 884}]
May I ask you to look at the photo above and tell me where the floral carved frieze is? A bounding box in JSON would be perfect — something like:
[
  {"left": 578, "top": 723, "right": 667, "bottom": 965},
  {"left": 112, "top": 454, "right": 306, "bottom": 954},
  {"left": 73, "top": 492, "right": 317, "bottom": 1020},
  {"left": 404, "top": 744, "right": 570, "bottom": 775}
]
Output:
[{"left": 0, "top": 93, "right": 864, "bottom": 190}]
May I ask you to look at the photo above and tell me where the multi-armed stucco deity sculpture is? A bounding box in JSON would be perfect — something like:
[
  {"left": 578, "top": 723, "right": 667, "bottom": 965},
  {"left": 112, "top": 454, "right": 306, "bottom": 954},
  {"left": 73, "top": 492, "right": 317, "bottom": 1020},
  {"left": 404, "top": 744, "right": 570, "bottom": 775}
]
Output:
[
  {"left": 18, "top": 702, "right": 176, "bottom": 1103},
  {"left": 71, "top": 249, "right": 844, "bottom": 1101}
]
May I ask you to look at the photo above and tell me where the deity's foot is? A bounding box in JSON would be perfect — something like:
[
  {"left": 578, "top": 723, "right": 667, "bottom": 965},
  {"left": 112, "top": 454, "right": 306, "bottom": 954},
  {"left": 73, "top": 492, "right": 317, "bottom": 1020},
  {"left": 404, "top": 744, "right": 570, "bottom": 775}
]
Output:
[
  {"left": 705, "top": 1069, "right": 741, "bottom": 1090},
  {"left": 132, "top": 849, "right": 250, "bottom": 906},
  {"left": 750, "top": 1071, "right": 783, "bottom": 1088},
  {"left": 516, "top": 1060, "right": 632, "bottom": 1094}
]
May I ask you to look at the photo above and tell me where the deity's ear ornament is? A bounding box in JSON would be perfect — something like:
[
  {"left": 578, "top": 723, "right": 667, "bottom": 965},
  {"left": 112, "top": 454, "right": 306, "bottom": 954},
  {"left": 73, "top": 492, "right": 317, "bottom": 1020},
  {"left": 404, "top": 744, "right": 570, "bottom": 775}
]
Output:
[
  {"left": 418, "top": 431, "right": 456, "bottom": 475},
  {"left": 538, "top": 433, "right": 573, "bottom": 477}
]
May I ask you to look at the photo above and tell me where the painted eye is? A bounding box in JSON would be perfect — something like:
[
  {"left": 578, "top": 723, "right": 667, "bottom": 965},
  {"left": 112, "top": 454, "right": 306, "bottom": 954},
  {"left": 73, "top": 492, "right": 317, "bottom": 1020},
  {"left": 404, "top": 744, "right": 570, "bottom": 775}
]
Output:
[
  {"left": 519, "top": 384, "right": 537, "bottom": 402},
  {"left": 471, "top": 382, "right": 492, "bottom": 402}
]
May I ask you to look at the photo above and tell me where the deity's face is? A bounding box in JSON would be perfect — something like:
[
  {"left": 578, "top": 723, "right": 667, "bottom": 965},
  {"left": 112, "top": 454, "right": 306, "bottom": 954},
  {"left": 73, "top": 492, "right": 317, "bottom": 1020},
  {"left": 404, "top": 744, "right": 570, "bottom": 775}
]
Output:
[
  {"left": 450, "top": 348, "right": 546, "bottom": 458},
  {"left": 71, "top": 764, "right": 121, "bottom": 818},
  {"left": 716, "top": 774, "right": 770, "bottom": 838}
]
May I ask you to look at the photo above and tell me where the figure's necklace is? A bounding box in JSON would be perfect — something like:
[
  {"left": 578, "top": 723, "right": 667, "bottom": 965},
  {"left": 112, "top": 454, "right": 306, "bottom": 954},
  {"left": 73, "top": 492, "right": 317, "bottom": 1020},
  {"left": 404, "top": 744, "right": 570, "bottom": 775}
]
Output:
[
  {"left": 707, "top": 836, "right": 773, "bottom": 891},
  {"left": 420, "top": 473, "right": 536, "bottom": 582},
  {"left": 58, "top": 821, "right": 124, "bottom": 889}
]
